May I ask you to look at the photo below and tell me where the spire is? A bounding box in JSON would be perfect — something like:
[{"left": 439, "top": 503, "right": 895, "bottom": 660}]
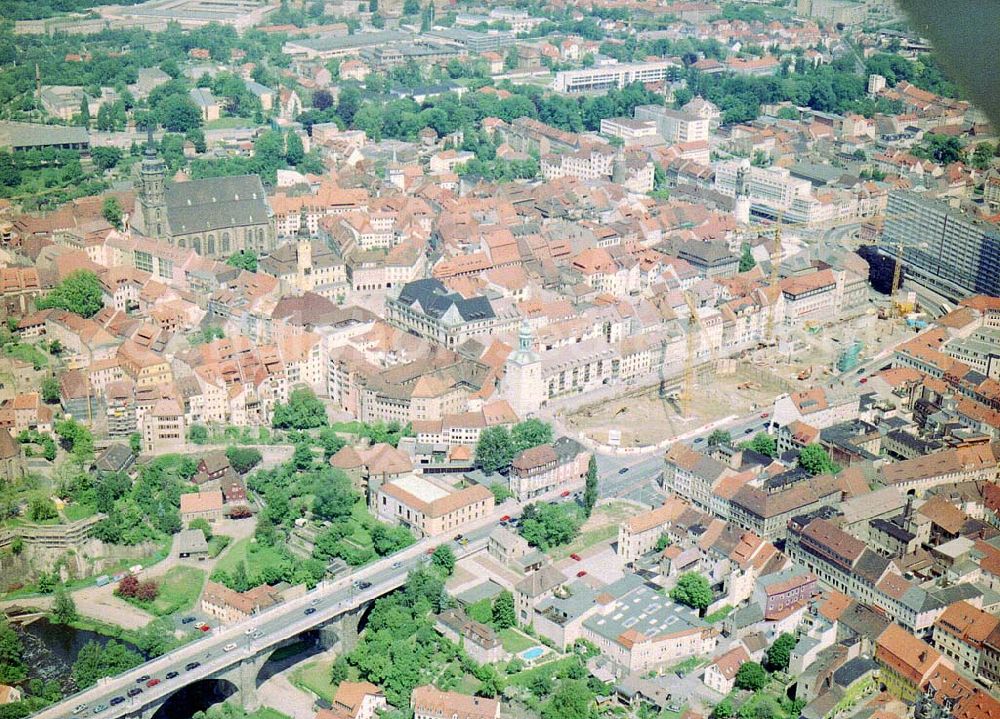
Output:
[
  {"left": 145, "top": 124, "right": 156, "bottom": 156},
  {"left": 518, "top": 320, "right": 533, "bottom": 352}
]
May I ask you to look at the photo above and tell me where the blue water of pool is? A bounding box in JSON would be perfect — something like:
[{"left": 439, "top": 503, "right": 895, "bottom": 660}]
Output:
[{"left": 521, "top": 646, "right": 545, "bottom": 660}]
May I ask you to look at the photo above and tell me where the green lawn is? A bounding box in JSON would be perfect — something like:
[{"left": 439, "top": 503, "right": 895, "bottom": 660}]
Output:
[
  {"left": 499, "top": 628, "right": 536, "bottom": 653},
  {"left": 3, "top": 342, "right": 48, "bottom": 368},
  {"left": 290, "top": 658, "right": 337, "bottom": 702},
  {"left": 149, "top": 565, "right": 206, "bottom": 616},
  {"left": 549, "top": 524, "right": 618, "bottom": 560},
  {"left": 467, "top": 598, "right": 493, "bottom": 624},
  {"left": 329, "top": 420, "right": 365, "bottom": 434},
  {"left": 205, "top": 117, "right": 254, "bottom": 129},
  {"left": 208, "top": 534, "right": 231, "bottom": 558},
  {"left": 668, "top": 655, "right": 704, "bottom": 677},
  {"left": 508, "top": 656, "right": 577, "bottom": 687},
  {"left": 704, "top": 605, "right": 734, "bottom": 623},
  {"left": 251, "top": 710, "right": 292, "bottom": 719},
  {"left": 63, "top": 503, "right": 97, "bottom": 522},
  {"left": 214, "top": 537, "right": 287, "bottom": 575}
]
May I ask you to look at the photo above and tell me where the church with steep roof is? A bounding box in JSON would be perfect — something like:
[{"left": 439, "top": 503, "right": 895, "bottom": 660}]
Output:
[{"left": 130, "top": 134, "right": 275, "bottom": 260}]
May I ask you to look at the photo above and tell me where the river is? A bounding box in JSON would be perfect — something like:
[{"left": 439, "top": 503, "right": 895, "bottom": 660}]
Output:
[{"left": 13, "top": 617, "right": 144, "bottom": 694}]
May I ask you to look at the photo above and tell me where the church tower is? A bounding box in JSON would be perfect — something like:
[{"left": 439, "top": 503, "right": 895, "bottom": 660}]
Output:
[
  {"left": 504, "top": 321, "right": 543, "bottom": 418},
  {"left": 734, "top": 165, "right": 751, "bottom": 225},
  {"left": 133, "top": 127, "right": 168, "bottom": 240}
]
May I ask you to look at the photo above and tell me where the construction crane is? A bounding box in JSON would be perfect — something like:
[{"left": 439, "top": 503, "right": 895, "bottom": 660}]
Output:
[
  {"left": 889, "top": 236, "right": 915, "bottom": 316},
  {"left": 765, "top": 215, "right": 783, "bottom": 346},
  {"left": 679, "top": 291, "right": 701, "bottom": 417}
]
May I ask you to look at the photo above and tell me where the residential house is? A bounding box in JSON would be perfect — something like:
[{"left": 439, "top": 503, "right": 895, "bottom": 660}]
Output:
[
  {"left": 411, "top": 686, "right": 499, "bottom": 719},
  {"left": 201, "top": 580, "right": 283, "bottom": 625},
  {"left": 180, "top": 490, "right": 224, "bottom": 523}
]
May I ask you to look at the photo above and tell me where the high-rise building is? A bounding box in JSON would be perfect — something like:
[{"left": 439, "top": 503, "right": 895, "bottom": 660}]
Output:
[
  {"left": 504, "top": 321, "right": 543, "bottom": 418},
  {"left": 879, "top": 191, "right": 1000, "bottom": 299}
]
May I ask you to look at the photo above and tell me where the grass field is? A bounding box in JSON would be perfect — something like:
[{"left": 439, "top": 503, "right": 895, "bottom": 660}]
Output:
[
  {"left": 63, "top": 502, "right": 97, "bottom": 522},
  {"left": 329, "top": 420, "right": 365, "bottom": 434},
  {"left": 499, "top": 628, "right": 536, "bottom": 653},
  {"left": 208, "top": 534, "right": 231, "bottom": 558},
  {"left": 205, "top": 117, "right": 254, "bottom": 129},
  {"left": 290, "top": 658, "right": 337, "bottom": 702},
  {"left": 704, "top": 605, "right": 734, "bottom": 623},
  {"left": 508, "top": 656, "right": 578, "bottom": 688},
  {"left": 149, "top": 565, "right": 206, "bottom": 616},
  {"left": 550, "top": 525, "right": 618, "bottom": 560},
  {"left": 251, "top": 710, "right": 292, "bottom": 719},
  {"left": 214, "top": 537, "right": 287, "bottom": 575},
  {"left": 3, "top": 342, "right": 48, "bottom": 368}
]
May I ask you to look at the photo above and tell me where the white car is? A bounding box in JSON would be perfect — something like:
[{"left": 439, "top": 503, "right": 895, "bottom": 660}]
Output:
[
  {"left": 223, "top": 642, "right": 238, "bottom": 652},
  {"left": 244, "top": 626, "right": 256, "bottom": 635},
  {"left": 72, "top": 706, "right": 87, "bottom": 715}
]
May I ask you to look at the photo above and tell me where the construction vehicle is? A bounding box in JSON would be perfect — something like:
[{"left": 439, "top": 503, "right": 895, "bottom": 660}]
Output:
[{"left": 797, "top": 367, "right": 813, "bottom": 380}]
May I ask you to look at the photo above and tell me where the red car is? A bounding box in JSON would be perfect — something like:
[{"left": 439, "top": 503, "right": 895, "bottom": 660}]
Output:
[
  {"left": 760, "top": 412, "right": 769, "bottom": 418},
  {"left": 425, "top": 547, "right": 435, "bottom": 555},
  {"left": 570, "top": 553, "right": 582, "bottom": 561},
  {"left": 499, "top": 515, "right": 511, "bottom": 523},
  {"left": 197, "top": 624, "right": 211, "bottom": 632},
  {"left": 859, "top": 377, "right": 868, "bottom": 384},
  {"left": 560, "top": 490, "right": 571, "bottom": 497},
  {"left": 146, "top": 679, "right": 161, "bottom": 688},
  {"left": 576, "top": 570, "right": 587, "bottom": 577}
]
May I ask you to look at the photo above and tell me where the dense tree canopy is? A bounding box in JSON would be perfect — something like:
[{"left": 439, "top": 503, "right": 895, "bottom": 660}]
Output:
[
  {"left": 273, "top": 387, "right": 328, "bottom": 429},
  {"left": 734, "top": 661, "right": 768, "bottom": 691},
  {"left": 765, "top": 632, "right": 796, "bottom": 672},
  {"left": 670, "top": 572, "right": 713, "bottom": 613},
  {"left": 72, "top": 640, "right": 143, "bottom": 689},
  {"left": 743, "top": 432, "right": 777, "bottom": 458},
  {"left": 520, "top": 503, "right": 581, "bottom": 551},
  {"left": 36, "top": 270, "right": 103, "bottom": 318},
  {"left": 798, "top": 444, "right": 837, "bottom": 476}
]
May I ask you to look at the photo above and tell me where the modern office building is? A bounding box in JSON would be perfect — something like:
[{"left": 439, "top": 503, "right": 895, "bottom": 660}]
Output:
[
  {"left": 879, "top": 191, "right": 1000, "bottom": 299},
  {"left": 553, "top": 60, "right": 678, "bottom": 93}
]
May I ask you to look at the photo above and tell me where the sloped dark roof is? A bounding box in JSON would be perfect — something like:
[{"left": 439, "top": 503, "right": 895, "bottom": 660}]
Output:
[
  {"left": 165, "top": 175, "right": 269, "bottom": 235},
  {"left": 396, "top": 278, "right": 495, "bottom": 322}
]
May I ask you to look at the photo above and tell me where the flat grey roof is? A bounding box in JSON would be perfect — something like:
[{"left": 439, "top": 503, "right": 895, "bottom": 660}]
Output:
[{"left": 0, "top": 121, "right": 89, "bottom": 149}]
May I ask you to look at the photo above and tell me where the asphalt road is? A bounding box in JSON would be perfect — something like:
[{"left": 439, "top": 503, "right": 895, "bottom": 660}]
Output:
[{"left": 35, "top": 483, "right": 577, "bottom": 719}]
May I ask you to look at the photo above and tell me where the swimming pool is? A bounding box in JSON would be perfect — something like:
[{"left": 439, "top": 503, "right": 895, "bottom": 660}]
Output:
[{"left": 521, "top": 646, "right": 545, "bottom": 660}]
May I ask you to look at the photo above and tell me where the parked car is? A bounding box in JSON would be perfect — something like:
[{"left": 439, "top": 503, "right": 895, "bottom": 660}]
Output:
[
  {"left": 92, "top": 704, "right": 107, "bottom": 714},
  {"left": 127, "top": 688, "right": 142, "bottom": 698},
  {"left": 181, "top": 616, "right": 197, "bottom": 624},
  {"left": 560, "top": 490, "right": 571, "bottom": 497},
  {"left": 72, "top": 705, "right": 87, "bottom": 715},
  {"left": 252, "top": 630, "right": 264, "bottom": 639},
  {"left": 618, "top": 467, "right": 629, "bottom": 474},
  {"left": 499, "top": 515, "right": 511, "bottom": 523},
  {"left": 356, "top": 581, "right": 372, "bottom": 590},
  {"left": 136, "top": 675, "right": 150, "bottom": 684},
  {"left": 391, "top": 561, "right": 402, "bottom": 569},
  {"left": 760, "top": 412, "right": 769, "bottom": 418},
  {"left": 109, "top": 697, "right": 125, "bottom": 707},
  {"left": 570, "top": 553, "right": 582, "bottom": 561},
  {"left": 165, "top": 672, "right": 178, "bottom": 680},
  {"left": 146, "top": 678, "right": 160, "bottom": 688},
  {"left": 197, "top": 624, "right": 211, "bottom": 632},
  {"left": 304, "top": 607, "right": 316, "bottom": 615},
  {"left": 185, "top": 662, "right": 200, "bottom": 671},
  {"left": 223, "top": 643, "right": 237, "bottom": 652},
  {"left": 576, "top": 570, "right": 587, "bottom": 577},
  {"left": 860, "top": 377, "right": 868, "bottom": 384}
]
